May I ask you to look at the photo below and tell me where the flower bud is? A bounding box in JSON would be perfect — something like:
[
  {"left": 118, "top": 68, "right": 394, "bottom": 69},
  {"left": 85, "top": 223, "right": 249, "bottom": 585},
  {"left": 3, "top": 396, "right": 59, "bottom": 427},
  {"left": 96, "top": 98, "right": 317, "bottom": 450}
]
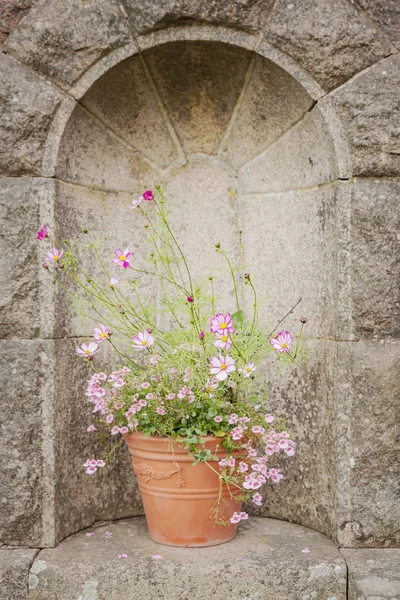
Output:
[
  {"left": 300, "top": 316, "right": 307, "bottom": 324},
  {"left": 199, "top": 331, "right": 205, "bottom": 339},
  {"left": 187, "top": 296, "right": 194, "bottom": 303}
]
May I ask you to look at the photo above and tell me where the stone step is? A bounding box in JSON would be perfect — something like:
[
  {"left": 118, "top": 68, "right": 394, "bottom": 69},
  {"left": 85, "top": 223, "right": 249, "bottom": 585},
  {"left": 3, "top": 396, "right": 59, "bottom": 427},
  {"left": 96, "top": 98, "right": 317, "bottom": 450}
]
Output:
[{"left": 28, "top": 517, "right": 347, "bottom": 600}]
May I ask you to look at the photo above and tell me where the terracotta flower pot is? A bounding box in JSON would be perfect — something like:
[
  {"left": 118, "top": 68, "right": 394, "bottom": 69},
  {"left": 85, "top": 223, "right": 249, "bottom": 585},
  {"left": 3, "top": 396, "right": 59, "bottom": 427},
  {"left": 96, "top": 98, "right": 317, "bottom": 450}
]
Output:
[{"left": 124, "top": 432, "right": 242, "bottom": 547}]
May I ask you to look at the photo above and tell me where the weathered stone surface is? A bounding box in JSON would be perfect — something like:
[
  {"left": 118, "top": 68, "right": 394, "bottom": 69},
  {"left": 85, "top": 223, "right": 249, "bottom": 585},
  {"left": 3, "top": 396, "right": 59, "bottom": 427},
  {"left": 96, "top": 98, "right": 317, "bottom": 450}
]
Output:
[
  {"left": 0, "top": 53, "right": 62, "bottom": 176},
  {"left": 163, "top": 154, "right": 241, "bottom": 313},
  {"left": 352, "top": 0, "right": 400, "bottom": 50},
  {"left": 334, "top": 340, "right": 400, "bottom": 547},
  {"left": 0, "top": 178, "right": 55, "bottom": 339},
  {"left": 0, "top": 340, "right": 55, "bottom": 547},
  {"left": 29, "top": 517, "right": 346, "bottom": 599},
  {"left": 81, "top": 54, "right": 181, "bottom": 169},
  {"left": 327, "top": 55, "right": 400, "bottom": 177},
  {"left": 53, "top": 339, "right": 143, "bottom": 543},
  {"left": 249, "top": 340, "right": 337, "bottom": 542},
  {"left": 143, "top": 41, "right": 252, "bottom": 156},
  {"left": 0, "top": 0, "right": 32, "bottom": 44},
  {"left": 348, "top": 179, "right": 400, "bottom": 338},
  {"left": 342, "top": 549, "right": 400, "bottom": 599},
  {"left": 0, "top": 548, "right": 38, "bottom": 600},
  {"left": 52, "top": 181, "right": 157, "bottom": 338},
  {"left": 239, "top": 105, "right": 337, "bottom": 194},
  {"left": 221, "top": 54, "right": 314, "bottom": 169},
  {"left": 239, "top": 186, "right": 338, "bottom": 338},
  {"left": 57, "top": 104, "right": 158, "bottom": 191},
  {"left": 120, "top": 0, "right": 275, "bottom": 35},
  {"left": 3, "top": 0, "right": 132, "bottom": 90},
  {"left": 263, "top": 0, "right": 392, "bottom": 92}
]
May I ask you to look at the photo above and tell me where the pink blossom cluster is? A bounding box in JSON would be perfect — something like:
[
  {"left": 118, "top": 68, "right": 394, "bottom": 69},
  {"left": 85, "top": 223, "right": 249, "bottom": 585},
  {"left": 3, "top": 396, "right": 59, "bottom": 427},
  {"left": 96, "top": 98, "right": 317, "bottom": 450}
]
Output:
[
  {"left": 230, "top": 511, "right": 249, "bottom": 524},
  {"left": 83, "top": 459, "right": 105, "bottom": 475}
]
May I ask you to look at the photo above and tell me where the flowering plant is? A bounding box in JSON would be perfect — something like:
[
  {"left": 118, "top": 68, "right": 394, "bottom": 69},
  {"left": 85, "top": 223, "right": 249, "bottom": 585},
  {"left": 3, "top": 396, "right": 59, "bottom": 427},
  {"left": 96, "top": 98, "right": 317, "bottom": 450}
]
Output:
[{"left": 37, "top": 188, "right": 307, "bottom": 525}]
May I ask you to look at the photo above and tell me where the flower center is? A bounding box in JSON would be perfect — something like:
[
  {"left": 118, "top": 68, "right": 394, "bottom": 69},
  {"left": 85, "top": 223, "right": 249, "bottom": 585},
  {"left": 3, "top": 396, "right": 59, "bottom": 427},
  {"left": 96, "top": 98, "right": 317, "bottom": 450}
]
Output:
[
  {"left": 246, "top": 367, "right": 251, "bottom": 372},
  {"left": 53, "top": 255, "right": 59, "bottom": 261},
  {"left": 220, "top": 363, "right": 227, "bottom": 370},
  {"left": 221, "top": 335, "right": 228, "bottom": 342},
  {"left": 119, "top": 255, "right": 126, "bottom": 261},
  {"left": 220, "top": 323, "right": 227, "bottom": 329},
  {"left": 100, "top": 332, "right": 106, "bottom": 338},
  {"left": 281, "top": 343, "right": 287, "bottom": 348},
  {"left": 141, "top": 340, "right": 147, "bottom": 346},
  {"left": 84, "top": 349, "right": 90, "bottom": 355}
]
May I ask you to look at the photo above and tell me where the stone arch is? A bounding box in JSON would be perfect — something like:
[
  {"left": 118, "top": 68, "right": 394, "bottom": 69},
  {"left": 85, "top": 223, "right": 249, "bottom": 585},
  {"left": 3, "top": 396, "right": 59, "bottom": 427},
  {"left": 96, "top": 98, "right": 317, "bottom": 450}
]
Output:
[{"left": 47, "top": 25, "right": 351, "bottom": 544}]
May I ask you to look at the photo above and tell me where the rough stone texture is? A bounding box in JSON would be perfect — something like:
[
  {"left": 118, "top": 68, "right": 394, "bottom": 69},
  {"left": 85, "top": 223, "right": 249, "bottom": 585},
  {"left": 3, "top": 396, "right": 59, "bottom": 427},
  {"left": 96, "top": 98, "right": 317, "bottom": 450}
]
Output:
[
  {"left": 347, "top": 179, "right": 400, "bottom": 339},
  {"left": 81, "top": 54, "right": 181, "bottom": 169},
  {"left": 143, "top": 41, "right": 252, "bottom": 156},
  {"left": 239, "top": 186, "right": 338, "bottom": 339},
  {"left": 248, "top": 340, "right": 337, "bottom": 542},
  {"left": 0, "top": 52, "right": 62, "bottom": 176},
  {"left": 334, "top": 340, "right": 400, "bottom": 547},
  {"left": 0, "top": 178, "right": 55, "bottom": 339},
  {"left": 53, "top": 339, "right": 143, "bottom": 543},
  {"left": 239, "top": 106, "right": 338, "bottom": 194},
  {"left": 0, "top": 340, "right": 55, "bottom": 547},
  {"left": 29, "top": 517, "right": 346, "bottom": 599},
  {"left": 263, "top": 0, "right": 392, "bottom": 92},
  {"left": 57, "top": 104, "right": 158, "bottom": 192},
  {"left": 120, "top": 0, "right": 275, "bottom": 35},
  {"left": 0, "top": 0, "right": 32, "bottom": 44},
  {"left": 342, "top": 549, "right": 400, "bottom": 599},
  {"left": 0, "top": 548, "right": 38, "bottom": 600},
  {"left": 2, "top": 0, "right": 132, "bottom": 90},
  {"left": 53, "top": 181, "right": 157, "bottom": 338},
  {"left": 352, "top": 0, "right": 400, "bottom": 50},
  {"left": 220, "top": 54, "right": 314, "bottom": 169},
  {"left": 327, "top": 55, "right": 400, "bottom": 177}
]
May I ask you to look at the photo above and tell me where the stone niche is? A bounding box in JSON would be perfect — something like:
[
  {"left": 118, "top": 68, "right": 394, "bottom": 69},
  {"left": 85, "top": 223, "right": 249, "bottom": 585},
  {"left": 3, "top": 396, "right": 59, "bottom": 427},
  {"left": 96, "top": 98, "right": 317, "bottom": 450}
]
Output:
[{"left": 49, "top": 38, "right": 345, "bottom": 546}]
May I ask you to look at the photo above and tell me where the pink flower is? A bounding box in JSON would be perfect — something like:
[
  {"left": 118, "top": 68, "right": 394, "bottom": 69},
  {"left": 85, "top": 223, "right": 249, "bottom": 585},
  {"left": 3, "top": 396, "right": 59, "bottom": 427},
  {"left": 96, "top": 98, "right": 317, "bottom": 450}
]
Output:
[
  {"left": 229, "top": 413, "right": 239, "bottom": 425},
  {"left": 36, "top": 225, "right": 48, "bottom": 240},
  {"left": 265, "top": 414, "right": 274, "bottom": 424},
  {"left": 93, "top": 324, "right": 110, "bottom": 343},
  {"left": 156, "top": 407, "right": 166, "bottom": 415},
  {"left": 47, "top": 247, "right": 64, "bottom": 262},
  {"left": 85, "top": 532, "right": 95, "bottom": 537},
  {"left": 105, "top": 414, "right": 114, "bottom": 424},
  {"left": 118, "top": 553, "right": 128, "bottom": 559},
  {"left": 213, "top": 333, "right": 232, "bottom": 351},
  {"left": 269, "top": 331, "right": 293, "bottom": 352},
  {"left": 87, "top": 425, "right": 96, "bottom": 433},
  {"left": 205, "top": 378, "right": 218, "bottom": 397},
  {"left": 105, "top": 531, "right": 113, "bottom": 537},
  {"left": 111, "top": 426, "right": 120, "bottom": 435},
  {"left": 132, "top": 330, "right": 155, "bottom": 350},
  {"left": 252, "top": 425, "right": 265, "bottom": 434},
  {"left": 130, "top": 194, "right": 143, "bottom": 209},
  {"left": 76, "top": 342, "right": 99, "bottom": 359},
  {"left": 113, "top": 248, "right": 131, "bottom": 269},
  {"left": 152, "top": 554, "right": 163, "bottom": 559},
  {"left": 214, "top": 416, "right": 223, "bottom": 423},
  {"left": 239, "top": 461, "right": 249, "bottom": 473},
  {"left": 241, "top": 362, "right": 256, "bottom": 378},
  {"left": 210, "top": 313, "right": 235, "bottom": 335},
  {"left": 209, "top": 353, "right": 235, "bottom": 381},
  {"left": 239, "top": 512, "right": 249, "bottom": 520},
  {"left": 141, "top": 382, "right": 150, "bottom": 388},
  {"left": 85, "top": 466, "right": 97, "bottom": 475},
  {"left": 166, "top": 393, "right": 176, "bottom": 400},
  {"left": 230, "top": 512, "right": 241, "bottom": 524},
  {"left": 96, "top": 460, "right": 105, "bottom": 467},
  {"left": 109, "top": 277, "right": 119, "bottom": 288},
  {"left": 252, "top": 493, "right": 263, "bottom": 506},
  {"left": 301, "top": 548, "right": 311, "bottom": 554},
  {"left": 143, "top": 190, "right": 154, "bottom": 202},
  {"left": 120, "top": 426, "right": 129, "bottom": 435}
]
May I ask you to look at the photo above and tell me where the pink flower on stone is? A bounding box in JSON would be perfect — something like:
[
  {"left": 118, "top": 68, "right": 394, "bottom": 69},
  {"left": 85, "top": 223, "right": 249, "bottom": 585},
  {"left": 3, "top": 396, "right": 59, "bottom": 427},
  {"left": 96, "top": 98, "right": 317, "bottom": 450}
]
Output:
[
  {"left": 209, "top": 353, "right": 235, "bottom": 381},
  {"left": 37, "top": 225, "right": 48, "bottom": 240},
  {"left": 47, "top": 247, "right": 64, "bottom": 262},
  {"left": 152, "top": 554, "right": 163, "bottom": 559},
  {"left": 132, "top": 330, "right": 155, "bottom": 350},
  {"left": 109, "top": 277, "right": 119, "bottom": 289},
  {"left": 105, "top": 531, "right": 113, "bottom": 537},
  {"left": 130, "top": 194, "right": 143, "bottom": 209},
  {"left": 301, "top": 548, "right": 311, "bottom": 554},
  {"left": 76, "top": 342, "right": 99, "bottom": 359},
  {"left": 210, "top": 313, "right": 235, "bottom": 335},
  {"left": 85, "top": 532, "right": 95, "bottom": 537},
  {"left": 118, "top": 553, "right": 128, "bottom": 559},
  {"left": 239, "top": 512, "right": 249, "bottom": 520},
  {"left": 113, "top": 248, "right": 131, "bottom": 269},
  {"left": 213, "top": 333, "right": 232, "bottom": 351},
  {"left": 269, "top": 331, "right": 293, "bottom": 352},
  {"left": 252, "top": 493, "right": 263, "bottom": 506},
  {"left": 143, "top": 190, "right": 154, "bottom": 202},
  {"left": 265, "top": 414, "right": 274, "bottom": 424},
  {"left": 93, "top": 324, "right": 110, "bottom": 343},
  {"left": 87, "top": 425, "right": 96, "bottom": 433},
  {"left": 230, "top": 512, "right": 241, "bottom": 524}
]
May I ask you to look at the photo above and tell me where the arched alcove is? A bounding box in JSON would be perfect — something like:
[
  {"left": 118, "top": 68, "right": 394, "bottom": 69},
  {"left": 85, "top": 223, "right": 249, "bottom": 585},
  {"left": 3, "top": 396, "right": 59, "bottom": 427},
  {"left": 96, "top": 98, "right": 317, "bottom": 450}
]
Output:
[{"left": 53, "top": 37, "right": 342, "bottom": 542}]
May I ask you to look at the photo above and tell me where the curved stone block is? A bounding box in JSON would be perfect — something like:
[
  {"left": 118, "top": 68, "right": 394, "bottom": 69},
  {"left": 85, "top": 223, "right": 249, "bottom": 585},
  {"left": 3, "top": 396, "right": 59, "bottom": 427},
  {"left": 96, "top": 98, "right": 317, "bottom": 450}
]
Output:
[
  {"left": 263, "top": 0, "right": 392, "bottom": 91},
  {"left": 3, "top": 0, "right": 132, "bottom": 90}
]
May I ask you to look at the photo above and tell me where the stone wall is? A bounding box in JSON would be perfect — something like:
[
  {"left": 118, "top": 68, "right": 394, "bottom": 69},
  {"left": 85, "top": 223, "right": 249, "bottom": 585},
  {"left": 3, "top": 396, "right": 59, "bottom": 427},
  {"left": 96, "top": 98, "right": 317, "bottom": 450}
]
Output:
[{"left": 1, "top": 0, "right": 399, "bottom": 549}]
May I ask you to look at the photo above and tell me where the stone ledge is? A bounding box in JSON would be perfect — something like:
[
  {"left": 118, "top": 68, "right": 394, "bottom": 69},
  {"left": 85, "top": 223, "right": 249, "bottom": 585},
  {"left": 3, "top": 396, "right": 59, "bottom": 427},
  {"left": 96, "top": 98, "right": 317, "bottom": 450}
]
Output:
[
  {"left": 28, "top": 517, "right": 347, "bottom": 599},
  {"left": 342, "top": 549, "right": 400, "bottom": 600},
  {"left": 0, "top": 548, "right": 38, "bottom": 600}
]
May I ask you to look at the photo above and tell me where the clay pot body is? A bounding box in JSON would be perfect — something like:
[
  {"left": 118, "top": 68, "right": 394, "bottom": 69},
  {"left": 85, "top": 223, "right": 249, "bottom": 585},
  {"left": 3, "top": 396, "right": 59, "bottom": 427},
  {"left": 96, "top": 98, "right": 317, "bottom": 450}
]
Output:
[{"left": 124, "top": 432, "right": 242, "bottom": 547}]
